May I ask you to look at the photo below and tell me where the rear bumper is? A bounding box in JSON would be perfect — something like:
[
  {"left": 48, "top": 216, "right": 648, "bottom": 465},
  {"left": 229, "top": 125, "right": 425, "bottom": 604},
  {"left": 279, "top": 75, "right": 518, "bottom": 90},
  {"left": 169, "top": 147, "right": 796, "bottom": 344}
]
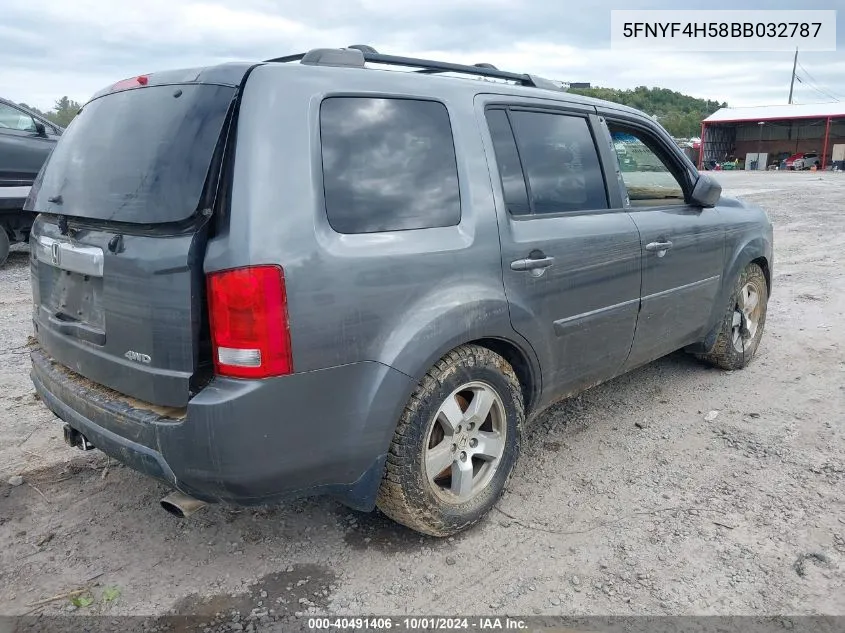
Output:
[{"left": 30, "top": 347, "right": 413, "bottom": 510}]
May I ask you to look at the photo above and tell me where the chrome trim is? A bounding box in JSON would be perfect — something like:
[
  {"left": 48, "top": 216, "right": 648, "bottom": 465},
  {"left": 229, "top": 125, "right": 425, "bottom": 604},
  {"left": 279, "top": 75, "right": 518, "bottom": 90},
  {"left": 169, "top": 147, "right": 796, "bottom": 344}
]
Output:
[
  {"left": 35, "top": 235, "right": 104, "bottom": 277},
  {"left": 0, "top": 186, "right": 31, "bottom": 199},
  {"left": 553, "top": 297, "right": 640, "bottom": 336},
  {"left": 641, "top": 275, "right": 720, "bottom": 302}
]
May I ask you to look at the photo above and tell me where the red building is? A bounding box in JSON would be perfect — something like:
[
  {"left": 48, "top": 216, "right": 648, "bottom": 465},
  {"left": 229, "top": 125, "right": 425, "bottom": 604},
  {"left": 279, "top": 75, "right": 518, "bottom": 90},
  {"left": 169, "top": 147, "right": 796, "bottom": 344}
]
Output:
[{"left": 700, "top": 103, "right": 845, "bottom": 170}]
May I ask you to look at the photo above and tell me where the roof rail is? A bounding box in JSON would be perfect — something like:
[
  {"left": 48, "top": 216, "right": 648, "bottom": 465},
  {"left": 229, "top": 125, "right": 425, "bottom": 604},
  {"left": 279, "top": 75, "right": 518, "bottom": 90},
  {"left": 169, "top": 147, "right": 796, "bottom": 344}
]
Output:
[{"left": 263, "top": 47, "right": 567, "bottom": 92}]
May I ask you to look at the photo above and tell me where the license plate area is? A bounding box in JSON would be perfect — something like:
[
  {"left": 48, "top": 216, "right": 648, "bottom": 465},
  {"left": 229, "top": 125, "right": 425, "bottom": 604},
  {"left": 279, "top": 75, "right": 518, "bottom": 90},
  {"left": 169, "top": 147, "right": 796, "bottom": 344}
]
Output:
[
  {"left": 37, "top": 265, "right": 106, "bottom": 346},
  {"left": 34, "top": 235, "right": 106, "bottom": 336},
  {"left": 50, "top": 269, "right": 104, "bottom": 330}
]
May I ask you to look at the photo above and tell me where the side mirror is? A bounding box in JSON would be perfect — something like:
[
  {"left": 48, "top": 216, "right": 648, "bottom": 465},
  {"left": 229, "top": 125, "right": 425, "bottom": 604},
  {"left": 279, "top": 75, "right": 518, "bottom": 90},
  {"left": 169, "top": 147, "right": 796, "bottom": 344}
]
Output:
[
  {"left": 690, "top": 173, "right": 722, "bottom": 207},
  {"left": 33, "top": 121, "right": 47, "bottom": 137}
]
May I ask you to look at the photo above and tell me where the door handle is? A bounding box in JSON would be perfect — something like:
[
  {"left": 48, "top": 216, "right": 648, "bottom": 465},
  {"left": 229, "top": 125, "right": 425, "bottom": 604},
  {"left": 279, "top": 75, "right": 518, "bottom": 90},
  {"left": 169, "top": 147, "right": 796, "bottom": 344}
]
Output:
[
  {"left": 645, "top": 241, "right": 673, "bottom": 253},
  {"left": 510, "top": 256, "right": 555, "bottom": 271}
]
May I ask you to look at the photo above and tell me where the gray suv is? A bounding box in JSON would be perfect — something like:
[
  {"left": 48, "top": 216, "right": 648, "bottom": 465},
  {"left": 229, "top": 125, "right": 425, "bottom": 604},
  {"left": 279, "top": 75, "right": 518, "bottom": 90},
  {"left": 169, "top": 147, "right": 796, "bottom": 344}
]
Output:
[{"left": 27, "top": 48, "right": 773, "bottom": 536}]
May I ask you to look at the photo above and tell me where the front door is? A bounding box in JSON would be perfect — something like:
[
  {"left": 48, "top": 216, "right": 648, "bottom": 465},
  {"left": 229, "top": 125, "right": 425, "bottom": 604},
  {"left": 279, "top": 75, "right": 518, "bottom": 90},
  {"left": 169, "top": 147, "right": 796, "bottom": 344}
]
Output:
[
  {"left": 480, "top": 99, "right": 642, "bottom": 403},
  {"left": 602, "top": 117, "right": 726, "bottom": 370}
]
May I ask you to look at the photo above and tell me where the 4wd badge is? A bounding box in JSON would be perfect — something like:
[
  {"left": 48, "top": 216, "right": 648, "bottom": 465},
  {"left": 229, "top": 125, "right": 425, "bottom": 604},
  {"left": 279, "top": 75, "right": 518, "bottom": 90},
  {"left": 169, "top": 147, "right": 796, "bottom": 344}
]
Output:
[{"left": 124, "top": 350, "right": 152, "bottom": 364}]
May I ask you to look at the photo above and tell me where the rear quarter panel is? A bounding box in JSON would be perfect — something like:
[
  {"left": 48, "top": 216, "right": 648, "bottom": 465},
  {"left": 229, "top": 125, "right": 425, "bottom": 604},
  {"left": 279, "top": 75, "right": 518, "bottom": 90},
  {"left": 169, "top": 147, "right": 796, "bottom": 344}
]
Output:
[{"left": 206, "top": 64, "right": 534, "bottom": 386}]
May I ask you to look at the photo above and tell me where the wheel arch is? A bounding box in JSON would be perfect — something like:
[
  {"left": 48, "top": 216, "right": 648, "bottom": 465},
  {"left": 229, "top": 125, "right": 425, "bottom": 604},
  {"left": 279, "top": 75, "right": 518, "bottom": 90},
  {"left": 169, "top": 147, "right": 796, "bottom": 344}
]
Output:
[
  {"left": 750, "top": 255, "right": 771, "bottom": 295},
  {"left": 691, "top": 237, "right": 771, "bottom": 354},
  {"left": 374, "top": 278, "right": 543, "bottom": 411},
  {"left": 346, "top": 328, "right": 541, "bottom": 516},
  {"left": 467, "top": 337, "right": 540, "bottom": 417},
  {"left": 394, "top": 329, "right": 542, "bottom": 419}
]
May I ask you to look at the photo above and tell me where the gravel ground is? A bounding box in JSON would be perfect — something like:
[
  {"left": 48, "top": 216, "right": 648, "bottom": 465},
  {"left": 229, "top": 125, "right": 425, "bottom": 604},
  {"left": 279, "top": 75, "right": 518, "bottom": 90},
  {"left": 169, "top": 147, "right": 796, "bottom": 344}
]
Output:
[{"left": 0, "top": 172, "right": 843, "bottom": 625}]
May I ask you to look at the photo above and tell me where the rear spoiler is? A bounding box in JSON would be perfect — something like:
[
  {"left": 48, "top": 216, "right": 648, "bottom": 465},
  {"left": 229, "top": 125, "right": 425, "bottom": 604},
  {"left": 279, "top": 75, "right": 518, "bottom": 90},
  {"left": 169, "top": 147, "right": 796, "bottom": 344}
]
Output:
[{"left": 88, "top": 63, "right": 259, "bottom": 103}]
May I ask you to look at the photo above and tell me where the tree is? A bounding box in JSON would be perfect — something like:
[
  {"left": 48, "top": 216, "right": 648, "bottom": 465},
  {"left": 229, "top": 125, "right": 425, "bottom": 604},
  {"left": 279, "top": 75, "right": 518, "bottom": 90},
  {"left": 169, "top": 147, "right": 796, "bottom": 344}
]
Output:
[
  {"left": 568, "top": 86, "right": 726, "bottom": 137},
  {"left": 17, "top": 97, "right": 81, "bottom": 128},
  {"left": 46, "top": 96, "right": 82, "bottom": 128}
]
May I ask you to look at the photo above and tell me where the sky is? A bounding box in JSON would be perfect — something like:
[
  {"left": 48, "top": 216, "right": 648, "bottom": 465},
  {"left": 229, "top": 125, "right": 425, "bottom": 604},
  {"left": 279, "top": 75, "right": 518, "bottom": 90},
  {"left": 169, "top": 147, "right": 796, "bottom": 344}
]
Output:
[{"left": 2, "top": 0, "right": 843, "bottom": 112}]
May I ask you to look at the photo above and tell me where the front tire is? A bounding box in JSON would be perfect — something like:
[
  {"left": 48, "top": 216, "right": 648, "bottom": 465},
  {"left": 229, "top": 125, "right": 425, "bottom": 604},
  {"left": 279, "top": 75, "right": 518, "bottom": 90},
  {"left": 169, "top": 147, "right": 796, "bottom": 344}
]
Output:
[
  {"left": 699, "top": 262, "right": 768, "bottom": 370},
  {"left": 376, "top": 345, "right": 524, "bottom": 537}
]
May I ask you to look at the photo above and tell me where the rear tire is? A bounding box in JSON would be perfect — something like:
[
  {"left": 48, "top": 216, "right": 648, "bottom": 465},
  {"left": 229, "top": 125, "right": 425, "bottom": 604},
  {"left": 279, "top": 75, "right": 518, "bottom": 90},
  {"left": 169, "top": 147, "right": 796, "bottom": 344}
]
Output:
[
  {"left": 376, "top": 345, "right": 524, "bottom": 537},
  {"left": 699, "top": 262, "right": 768, "bottom": 370},
  {"left": 0, "top": 227, "right": 10, "bottom": 268}
]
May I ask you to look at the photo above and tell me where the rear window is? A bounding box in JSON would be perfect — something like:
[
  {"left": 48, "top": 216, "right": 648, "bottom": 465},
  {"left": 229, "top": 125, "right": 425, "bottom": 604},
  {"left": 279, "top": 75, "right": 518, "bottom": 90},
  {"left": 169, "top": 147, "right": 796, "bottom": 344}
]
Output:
[
  {"left": 320, "top": 97, "right": 461, "bottom": 234},
  {"left": 29, "top": 84, "right": 235, "bottom": 224}
]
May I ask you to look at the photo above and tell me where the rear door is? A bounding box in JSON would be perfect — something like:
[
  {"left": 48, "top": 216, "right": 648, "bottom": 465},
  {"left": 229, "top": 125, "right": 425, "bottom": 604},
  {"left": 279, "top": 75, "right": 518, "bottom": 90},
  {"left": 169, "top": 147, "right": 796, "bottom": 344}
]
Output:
[
  {"left": 600, "top": 114, "right": 725, "bottom": 370},
  {"left": 27, "top": 77, "right": 242, "bottom": 407},
  {"left": 479, "top": 97, "right": 642, "bottom": 401}
]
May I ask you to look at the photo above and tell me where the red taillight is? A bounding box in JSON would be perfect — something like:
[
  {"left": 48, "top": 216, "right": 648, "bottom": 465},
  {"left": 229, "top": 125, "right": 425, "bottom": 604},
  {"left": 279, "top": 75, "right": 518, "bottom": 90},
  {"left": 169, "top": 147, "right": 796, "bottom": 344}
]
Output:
[
  {"left": 207, "top": 266, "right": 293, "bottom": 379},
  {"left": 111, "top": 75, "right": 150, "bottom": 92}
]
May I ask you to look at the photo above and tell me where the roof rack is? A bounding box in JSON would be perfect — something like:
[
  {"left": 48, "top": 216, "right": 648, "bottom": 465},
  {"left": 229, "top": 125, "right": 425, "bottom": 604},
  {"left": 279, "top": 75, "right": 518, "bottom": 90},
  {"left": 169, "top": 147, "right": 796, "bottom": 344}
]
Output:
[{"left": 264, "top": 46, "right": 567, "bottom": 92}]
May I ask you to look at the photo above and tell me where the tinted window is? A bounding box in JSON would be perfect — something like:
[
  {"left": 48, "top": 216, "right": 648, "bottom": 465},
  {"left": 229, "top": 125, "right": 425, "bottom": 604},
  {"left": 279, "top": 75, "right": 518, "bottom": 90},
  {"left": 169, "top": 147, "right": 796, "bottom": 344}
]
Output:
[
  {"left": 29, "top": 84, "right": 235, "bottom": 224},
  {"left": 485, "top": 109, "right": 530, "bottom": 215},
  {"left": 320, "top": 97, "right": 460, "bottom": 233},
  {"left": 509, "top": 111, "right": 607, "bottom": 214}
]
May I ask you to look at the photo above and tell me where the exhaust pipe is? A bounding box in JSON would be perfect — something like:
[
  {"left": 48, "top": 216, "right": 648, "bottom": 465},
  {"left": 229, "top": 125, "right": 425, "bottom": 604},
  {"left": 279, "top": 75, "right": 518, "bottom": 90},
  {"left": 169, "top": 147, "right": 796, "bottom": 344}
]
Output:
[{"left": 160, "top": 490, "right": 208, "bottom": 518}]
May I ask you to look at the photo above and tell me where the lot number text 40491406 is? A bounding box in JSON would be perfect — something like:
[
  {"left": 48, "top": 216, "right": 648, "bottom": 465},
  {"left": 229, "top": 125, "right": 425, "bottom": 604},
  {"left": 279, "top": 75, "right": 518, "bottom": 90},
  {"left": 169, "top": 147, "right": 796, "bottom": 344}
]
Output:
[{"left": 307, "top": 616, "right": 529, "bottom": 630}]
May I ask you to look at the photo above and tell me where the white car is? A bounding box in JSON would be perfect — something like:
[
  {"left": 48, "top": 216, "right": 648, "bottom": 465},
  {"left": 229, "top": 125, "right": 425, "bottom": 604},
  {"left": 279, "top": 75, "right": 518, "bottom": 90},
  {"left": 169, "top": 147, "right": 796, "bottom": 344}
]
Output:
[{"left": 787, "top": 152, "right": 821, "bottom": 170}]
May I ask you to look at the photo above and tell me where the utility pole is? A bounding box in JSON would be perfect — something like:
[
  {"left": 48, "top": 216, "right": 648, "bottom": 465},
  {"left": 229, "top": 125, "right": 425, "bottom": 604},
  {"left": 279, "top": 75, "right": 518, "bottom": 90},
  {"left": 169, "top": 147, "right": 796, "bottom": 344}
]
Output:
[{"left": 788, "top": 48, "right": 798, "bottom": 104}]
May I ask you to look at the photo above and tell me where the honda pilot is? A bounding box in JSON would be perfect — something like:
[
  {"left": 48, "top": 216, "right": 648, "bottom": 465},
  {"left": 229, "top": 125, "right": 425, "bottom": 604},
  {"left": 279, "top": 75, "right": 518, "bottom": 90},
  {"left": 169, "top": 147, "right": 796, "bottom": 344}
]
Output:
[{"left": 27, "top": 47, "right": 773, "bottom": 536}]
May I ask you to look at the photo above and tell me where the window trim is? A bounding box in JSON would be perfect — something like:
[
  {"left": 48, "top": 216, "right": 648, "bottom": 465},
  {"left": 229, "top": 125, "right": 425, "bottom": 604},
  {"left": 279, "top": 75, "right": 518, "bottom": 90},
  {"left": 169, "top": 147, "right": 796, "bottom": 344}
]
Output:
[
  {"left": 484, "top": 104, "right": 615, "bottom": 221},
  {"left": 318, "top": 94, "right": 462, "bottom": 235},
  {"left": 485, "top": 107, "right": 531, "bottom": 216}
]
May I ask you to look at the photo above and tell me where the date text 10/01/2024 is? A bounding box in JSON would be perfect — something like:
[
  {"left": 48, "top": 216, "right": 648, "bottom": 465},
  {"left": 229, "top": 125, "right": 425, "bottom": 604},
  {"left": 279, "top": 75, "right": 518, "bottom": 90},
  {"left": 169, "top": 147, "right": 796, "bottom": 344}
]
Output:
[{"left": 307, "top": 617, "right": 529, "bottom": 630}]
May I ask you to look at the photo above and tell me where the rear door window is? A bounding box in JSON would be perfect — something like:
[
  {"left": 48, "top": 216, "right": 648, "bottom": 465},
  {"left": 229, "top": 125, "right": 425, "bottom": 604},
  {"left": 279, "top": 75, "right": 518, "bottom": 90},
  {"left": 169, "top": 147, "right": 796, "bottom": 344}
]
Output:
[
  {"left": 29, "top": 84, "right": 235, "bottom": 224},
  {"left": 320, "top": 97, "right": 461, "bottom": 233},
  {"left": 507, "top": 110, "right": 608, "bottom": 214}
]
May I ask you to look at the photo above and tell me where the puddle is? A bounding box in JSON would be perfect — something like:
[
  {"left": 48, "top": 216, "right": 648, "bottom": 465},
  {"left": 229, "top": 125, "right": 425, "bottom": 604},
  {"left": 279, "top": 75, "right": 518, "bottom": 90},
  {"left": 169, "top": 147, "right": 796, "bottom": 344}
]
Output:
[{"left": 167, "top": 563, "right": 335, "bottom": 631}]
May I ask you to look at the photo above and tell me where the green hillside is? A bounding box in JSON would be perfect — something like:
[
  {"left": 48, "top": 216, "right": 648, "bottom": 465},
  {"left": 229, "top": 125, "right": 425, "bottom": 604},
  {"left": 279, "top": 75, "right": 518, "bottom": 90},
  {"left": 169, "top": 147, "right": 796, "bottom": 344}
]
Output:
[{"left": 568, "top": 86, "right": 727, "bottom": 138}]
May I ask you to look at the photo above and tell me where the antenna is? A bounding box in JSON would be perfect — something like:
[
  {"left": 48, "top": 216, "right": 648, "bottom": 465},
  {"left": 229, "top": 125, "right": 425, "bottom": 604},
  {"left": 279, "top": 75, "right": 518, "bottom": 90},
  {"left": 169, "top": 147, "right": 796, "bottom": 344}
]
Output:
[{"left": 788, "top": 48, "right": 798, "bottom": 104}]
